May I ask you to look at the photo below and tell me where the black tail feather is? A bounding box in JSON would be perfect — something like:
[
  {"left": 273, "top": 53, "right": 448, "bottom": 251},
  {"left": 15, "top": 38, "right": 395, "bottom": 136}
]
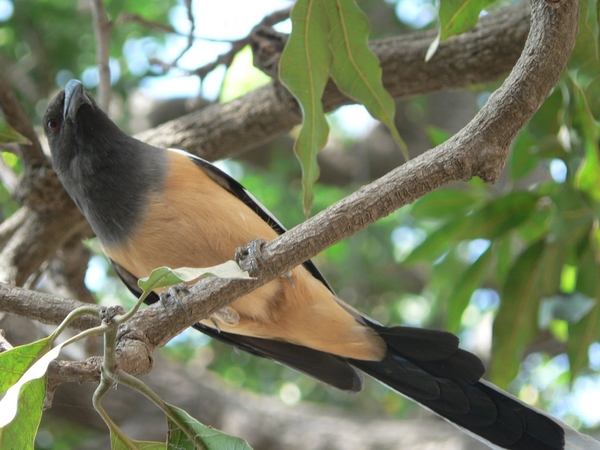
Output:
[{"left": 351, "top": 326, "right": 566, "bottom": 450}]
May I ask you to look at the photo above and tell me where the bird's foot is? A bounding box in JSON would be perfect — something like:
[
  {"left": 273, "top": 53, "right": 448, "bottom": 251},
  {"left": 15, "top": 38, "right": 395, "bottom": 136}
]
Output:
[
  {"left": 159, "top": 283, "right": 189, "bottom": 313},
  {"left": 235, "top": 238, "right": 267, "bottom": 277}
]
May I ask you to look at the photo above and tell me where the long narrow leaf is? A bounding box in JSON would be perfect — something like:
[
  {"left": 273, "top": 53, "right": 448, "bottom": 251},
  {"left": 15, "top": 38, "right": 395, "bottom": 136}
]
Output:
[
  {"left": 568, "top": 247, "right": 600, "bottom": 380},
  {"left": 490, "top": 240, "right": 545, "bottom": 388},
  {"left": 573, "top": 86, "right": 600, "bottom": 202},
  {"left": 326, "top": 0, "right": 407, "bottom": 160},
  {"left": 457, "top": 192, "right": 538, "bottom": 240},
  {"left": 446, "top": 245, "right": 493, "bottom": 332},
  {"left": 279, "top": 0, "right": 332, "bottom": 216}
]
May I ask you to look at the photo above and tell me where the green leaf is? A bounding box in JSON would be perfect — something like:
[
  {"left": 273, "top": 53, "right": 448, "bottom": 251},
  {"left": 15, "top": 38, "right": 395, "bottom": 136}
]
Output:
[
  {"left": 517, "top": 199, "right": 554, "bottom": 243},
  {"left": 495, "top": 236, "right": 514, "bottom": 285},
  {"left": 279, "top": 0, "right": 332, "bottom": 216},
  {"left": 438, "top": 0, "right": 497, "bottom": 41},
  {"left": 0, "top": 119, "right": 31, "bottom": 145},
  {"left": 402, "top": 217, "right": 467, "bottom": 265},
  {"left": 536, "top": 241, "right": 568, "bottom": 297},
  {"left": 457, "top": 192, "right": 538, "bottom": 240},
  {"left": 0, "top": 338, "right": 64, "bottom": 449},
  {"left": 508, "top": 129, "right": 538, "bottom": 181},
  {"left": 490, "top": 240, "right": 545, "bottom": 388},
  {"left": 427, "top": 0, "right": 497, "bottom": 59},
  {"left": 326, "top": 0, "right": 408, "bottom": 160},
  {"left": 166, "top": 404, "right": 253, "bottom": 450},
  {"left": 567, "top": 247, "right": 600, "bottom": 379},
  {"left": 573, "top": 86, "right": 600, "bottom": 202},
  {"left": 568, "top": 0, "right": 600, "bottom": 78},
  {"left": 446, "top": 245, "right": 493, "bottom": 333},
  {"left": 0, "top": 378, "right": 45, "bottom": 450},
  {"left": 550, "top": 186, "right": 595, "bottom": 241},
  {"left": 0, "top": 338, "right": 50, "bottom": 394},
  {"left": 539, "top": 292, "right": 596, "bottom": 329},
  {"left": 137, "top": 261, "right": 251, "bottom": 294},
  {"left": 584, "top": 0, "right": 599, "bottom": 57},
  {"left": 410, "top": 188, "right": 484, "bottom": 220}
]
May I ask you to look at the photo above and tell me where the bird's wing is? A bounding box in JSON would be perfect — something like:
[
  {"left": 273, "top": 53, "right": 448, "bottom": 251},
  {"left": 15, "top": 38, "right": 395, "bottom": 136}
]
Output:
[{"left": 168, "top": 148, "right": 335, "bottom": 294}]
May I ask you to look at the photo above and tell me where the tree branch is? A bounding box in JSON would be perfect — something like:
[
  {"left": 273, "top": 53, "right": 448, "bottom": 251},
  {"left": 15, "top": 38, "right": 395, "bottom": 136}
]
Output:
[
  {"left": 0, "top": 283, "right": 99, "bottom": 330},
  {"left": 136, "top": 2, "right": 531, "bottom": 160}
]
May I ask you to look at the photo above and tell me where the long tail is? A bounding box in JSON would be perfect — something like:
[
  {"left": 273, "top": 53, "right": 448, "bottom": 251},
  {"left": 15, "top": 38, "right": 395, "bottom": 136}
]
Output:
[{"left": 349, "top": 326, "right": 600, "bottom": 450}]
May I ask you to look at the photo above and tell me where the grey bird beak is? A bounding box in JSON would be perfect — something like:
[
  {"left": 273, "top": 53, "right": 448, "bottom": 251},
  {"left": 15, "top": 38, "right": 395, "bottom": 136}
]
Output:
[{"left": 63, "top": 79, "right": 92, "bottom": 121}]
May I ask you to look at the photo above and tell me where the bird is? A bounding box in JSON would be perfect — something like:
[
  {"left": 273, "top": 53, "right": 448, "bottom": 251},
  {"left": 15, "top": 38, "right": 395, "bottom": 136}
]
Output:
[{"left": 43, "top": 79, "right": 599, "bottom": 450}]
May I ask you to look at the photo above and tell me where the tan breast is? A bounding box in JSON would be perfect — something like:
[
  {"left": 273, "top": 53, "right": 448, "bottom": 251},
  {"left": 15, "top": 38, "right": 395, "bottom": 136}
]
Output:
[{"left": 104, "top": 148, "right": 385, "bottom": 361}]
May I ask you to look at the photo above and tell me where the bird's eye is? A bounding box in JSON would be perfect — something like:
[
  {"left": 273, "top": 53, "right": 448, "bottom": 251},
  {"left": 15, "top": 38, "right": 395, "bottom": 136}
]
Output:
[{"left": 47, "top": 118, "right": 60, "bottom": 131}]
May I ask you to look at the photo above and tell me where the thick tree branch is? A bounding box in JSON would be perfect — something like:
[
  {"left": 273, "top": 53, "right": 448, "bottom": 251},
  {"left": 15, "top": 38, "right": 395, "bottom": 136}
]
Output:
[{"left": 136, "top": 2, "right": 531, "bottom": 160}]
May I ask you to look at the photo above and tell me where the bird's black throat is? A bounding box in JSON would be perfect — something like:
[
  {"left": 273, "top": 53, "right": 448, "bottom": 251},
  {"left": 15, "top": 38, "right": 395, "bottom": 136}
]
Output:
[{"left": 44, "top": 82, "right": 167, "bottom": 247}]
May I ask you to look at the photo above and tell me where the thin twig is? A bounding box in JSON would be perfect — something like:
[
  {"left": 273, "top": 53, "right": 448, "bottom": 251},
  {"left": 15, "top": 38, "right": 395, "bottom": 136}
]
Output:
[
  {"left": 148, "top": 5, "right": 291, "bottom": 80},
  {"left": 118, "top": 12, "right": 233, "bottom": 42},
  {"left": 171, "top": 0, "right": 196, "bottom": 66},
  {"left": 190, "top": 5, "right": 291, "bottom": 79},
  {"left": 89, "top": 0, "right": 113, "bottom": 111},
  {"left": 119, "top": 12, "right": 179, "bottom": 34}
]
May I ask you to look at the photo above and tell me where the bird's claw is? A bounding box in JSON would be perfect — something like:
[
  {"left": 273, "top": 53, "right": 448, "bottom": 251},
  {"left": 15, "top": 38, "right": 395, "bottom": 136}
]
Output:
[
  {"left": 235, "top": 238, "right": 267, "bottom": 277},
  {"left": 159, "top": 283, "right": 189, "bottom": 314}
]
